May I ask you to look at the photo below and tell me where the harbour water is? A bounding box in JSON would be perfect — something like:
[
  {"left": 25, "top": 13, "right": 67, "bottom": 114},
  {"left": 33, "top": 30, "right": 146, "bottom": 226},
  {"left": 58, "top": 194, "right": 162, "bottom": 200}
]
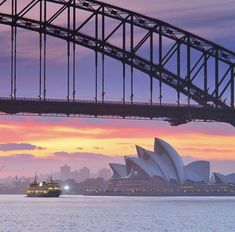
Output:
[{"left": 0, "top": 195, "right": 235, "bottom": 232}]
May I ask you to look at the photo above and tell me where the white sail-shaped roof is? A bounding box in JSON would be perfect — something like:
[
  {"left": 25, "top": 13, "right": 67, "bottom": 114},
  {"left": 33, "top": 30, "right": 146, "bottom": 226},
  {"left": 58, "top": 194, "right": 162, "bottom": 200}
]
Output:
[
  {"left": 136, "top": 146, "right": 178, "bottom": 182},
  {"left": 109, "top": 163, "right": 127, "bottom": 179},
  {"left": 226, "top": 173, "right": 235, "bottom": 183},
  {"left": 144, "top": 150, "right": 177, "bottom": 182},
  {"left": 154, "top": 138, "right": 185, "bottom": 184},
  {"left": 125, "top": 157, "right": 164, "bottom": 179},
  {"left": 145, "top": 158, "right": 165, "bottom": 180},
  {"left": 214, "top": 172, "right": 235, "bottom": 184},
  {"left": 109, "top": 138, "right": 214, "bottom": 185},
  {"left": 184, "top": 167, "right": 203, "bottom": 183},
  {"left": 214, "top": 173, "right": 227, "bottom": 184},
  {"left": 136, "top": 146, "right": 173, "bottom": 181},
  {"left": 136, "top": 145, "right": 146, "bottom": 159},
  {"left": 185, "top": 161, "right": 210, "bottom": 183}
]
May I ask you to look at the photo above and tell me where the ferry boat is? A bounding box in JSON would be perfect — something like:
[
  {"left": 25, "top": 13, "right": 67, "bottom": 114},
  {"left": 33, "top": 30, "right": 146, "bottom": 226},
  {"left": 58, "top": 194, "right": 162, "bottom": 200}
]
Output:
[{"left": 26, "top": 175, "right": 61, "bottom": 197}]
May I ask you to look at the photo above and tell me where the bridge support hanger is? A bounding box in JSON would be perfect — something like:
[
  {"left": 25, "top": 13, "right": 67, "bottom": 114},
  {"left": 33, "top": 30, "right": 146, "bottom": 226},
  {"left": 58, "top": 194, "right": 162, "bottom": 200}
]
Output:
[{"left": 0, "top": 0, "right": 234, "bottom": 127}]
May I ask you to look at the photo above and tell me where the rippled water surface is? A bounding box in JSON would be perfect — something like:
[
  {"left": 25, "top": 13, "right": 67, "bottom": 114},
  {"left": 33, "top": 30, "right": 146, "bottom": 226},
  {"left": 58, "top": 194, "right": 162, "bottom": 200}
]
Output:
[{"left": 0, "top": 195, "right": 235, "bottom": 232}]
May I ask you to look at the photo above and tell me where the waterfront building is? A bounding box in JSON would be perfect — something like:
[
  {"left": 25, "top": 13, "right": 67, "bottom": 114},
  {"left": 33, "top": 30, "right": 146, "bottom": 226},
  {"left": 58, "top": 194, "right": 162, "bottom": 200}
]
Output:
[
  {"left": 109, "top": 138, "right": 211, "bottom": 191},
  {"left": 214, "top": 173, "right": 235, "bottom": 184}
]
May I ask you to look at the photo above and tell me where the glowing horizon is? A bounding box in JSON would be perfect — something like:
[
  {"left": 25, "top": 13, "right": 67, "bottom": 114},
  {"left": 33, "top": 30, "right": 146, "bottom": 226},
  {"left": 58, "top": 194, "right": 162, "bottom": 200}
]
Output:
[{"left": 0, "top": 116, "right": 234, "bottom": 160}]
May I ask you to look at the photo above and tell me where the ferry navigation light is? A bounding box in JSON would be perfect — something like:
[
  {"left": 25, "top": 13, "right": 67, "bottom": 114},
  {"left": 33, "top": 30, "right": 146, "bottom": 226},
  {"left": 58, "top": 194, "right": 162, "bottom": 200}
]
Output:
[{"left": 64, "top": 185, "right": 70, "bottom": 191}]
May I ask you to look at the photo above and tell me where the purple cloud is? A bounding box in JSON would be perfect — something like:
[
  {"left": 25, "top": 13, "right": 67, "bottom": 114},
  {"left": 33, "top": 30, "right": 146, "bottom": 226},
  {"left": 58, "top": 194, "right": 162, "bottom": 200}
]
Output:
[
  {"left": 53, "top": 151, "right": 109, "bottom": 160},
  {"left": 0, "top": 143, "right": 46, "bottom": 151},
  {"left": 10, "top": 154, "right": 35, "bottom": 159}
]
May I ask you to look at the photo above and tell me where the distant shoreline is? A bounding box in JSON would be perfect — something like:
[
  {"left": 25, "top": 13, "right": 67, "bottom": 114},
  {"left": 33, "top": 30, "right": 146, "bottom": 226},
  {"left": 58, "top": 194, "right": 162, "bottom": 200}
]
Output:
[{"left": 85, "top": 188, "right": 235, "bottom": 197}]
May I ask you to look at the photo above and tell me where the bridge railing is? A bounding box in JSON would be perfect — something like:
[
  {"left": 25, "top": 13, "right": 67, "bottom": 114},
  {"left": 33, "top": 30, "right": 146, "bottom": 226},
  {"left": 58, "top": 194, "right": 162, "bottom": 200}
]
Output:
[{"left": 0, "top": 96, "right": 208, "bottom": 108}]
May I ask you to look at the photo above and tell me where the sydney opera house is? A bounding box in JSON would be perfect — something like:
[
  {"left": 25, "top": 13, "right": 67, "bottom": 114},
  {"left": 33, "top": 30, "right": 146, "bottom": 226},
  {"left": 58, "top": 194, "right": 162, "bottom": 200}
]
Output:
[
  {"left": 214, "top": 173, "right": 235, "bottom": 185},
  {"left": 107, "top": 138, "right": 235, "bottom": 195}
]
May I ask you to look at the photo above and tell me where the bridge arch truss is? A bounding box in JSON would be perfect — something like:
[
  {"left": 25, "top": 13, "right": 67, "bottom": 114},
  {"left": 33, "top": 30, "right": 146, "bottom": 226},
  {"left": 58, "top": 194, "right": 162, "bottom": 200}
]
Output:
[{"left": 0, "top": 0, "right": 234, "bottom": 126}]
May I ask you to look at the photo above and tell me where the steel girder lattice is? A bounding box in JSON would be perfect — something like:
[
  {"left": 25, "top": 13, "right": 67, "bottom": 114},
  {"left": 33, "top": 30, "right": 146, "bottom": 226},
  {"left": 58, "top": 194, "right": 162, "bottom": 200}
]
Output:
[{"left": 0, "top": 0, "right": 234, "bottom": 126}]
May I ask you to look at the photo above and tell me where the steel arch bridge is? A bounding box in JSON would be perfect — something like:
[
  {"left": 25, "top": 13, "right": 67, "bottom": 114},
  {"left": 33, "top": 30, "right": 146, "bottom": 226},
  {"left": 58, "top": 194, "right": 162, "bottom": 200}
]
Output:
[{"left": 0, "top": 0, "right": 234, "bottom": 126}]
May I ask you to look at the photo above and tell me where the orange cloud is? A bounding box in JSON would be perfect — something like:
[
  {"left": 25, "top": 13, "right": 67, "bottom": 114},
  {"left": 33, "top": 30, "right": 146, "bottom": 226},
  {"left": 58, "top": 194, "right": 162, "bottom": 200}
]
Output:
[{"left": 0, "top": 116, "right": 234, "bottom": 159}]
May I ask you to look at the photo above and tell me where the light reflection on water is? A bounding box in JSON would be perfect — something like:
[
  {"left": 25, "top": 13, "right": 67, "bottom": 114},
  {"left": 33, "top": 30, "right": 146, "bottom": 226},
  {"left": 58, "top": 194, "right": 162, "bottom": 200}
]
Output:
[{"left": 0, "top": 195, "right": 235, "bottom": 232}]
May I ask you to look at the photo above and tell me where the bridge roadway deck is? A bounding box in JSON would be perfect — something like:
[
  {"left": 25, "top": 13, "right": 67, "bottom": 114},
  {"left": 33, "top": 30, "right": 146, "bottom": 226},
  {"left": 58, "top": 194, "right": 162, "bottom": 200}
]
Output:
[{"left": 0, "top": 97, "right": 234, "bottom": 126}]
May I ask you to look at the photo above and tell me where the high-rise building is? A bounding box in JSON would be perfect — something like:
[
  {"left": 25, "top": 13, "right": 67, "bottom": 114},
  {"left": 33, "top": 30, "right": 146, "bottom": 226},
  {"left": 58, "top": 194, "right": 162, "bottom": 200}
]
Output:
[
  {"left": 70, "top": 167, "right": 90, "bottom": 183},
  {"left": 60, "top": 164, "right": 71, "bottom": 181},
  {"left": 97, "top": 168, "right": 112, "bottom": 180},
  {"left": 78, "top": 167, "right": 90, "bottom": 182}
]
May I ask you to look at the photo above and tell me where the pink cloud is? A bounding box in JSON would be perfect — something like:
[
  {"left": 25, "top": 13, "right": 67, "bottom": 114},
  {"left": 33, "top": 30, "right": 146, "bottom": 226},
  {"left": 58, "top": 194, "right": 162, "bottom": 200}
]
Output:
[{"left": 0, "top": 116, "right": 234, "bottom": 143}]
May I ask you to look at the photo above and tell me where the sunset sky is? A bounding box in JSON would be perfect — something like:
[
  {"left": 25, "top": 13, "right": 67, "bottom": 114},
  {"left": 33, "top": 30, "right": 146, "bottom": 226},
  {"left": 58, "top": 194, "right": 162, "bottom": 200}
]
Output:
[{"left": 0, "top": 0, "right": 235, "bottom": 177}]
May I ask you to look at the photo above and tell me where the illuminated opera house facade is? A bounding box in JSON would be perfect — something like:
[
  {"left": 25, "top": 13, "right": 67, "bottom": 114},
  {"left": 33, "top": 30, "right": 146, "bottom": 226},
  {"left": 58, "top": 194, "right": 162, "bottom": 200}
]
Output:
[{"left": 108, "top": 138, "right": 235, "bottom": 192}]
